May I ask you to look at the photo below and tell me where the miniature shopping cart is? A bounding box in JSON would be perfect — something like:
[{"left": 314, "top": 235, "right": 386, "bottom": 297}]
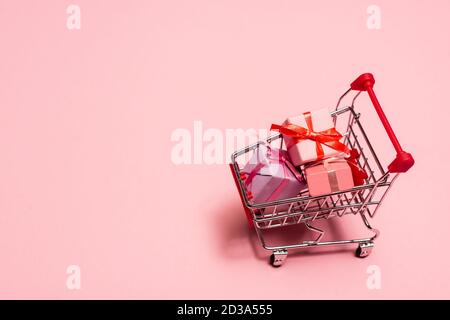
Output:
[{"left": 230, "top": 73, "right": 414, "bottom": 267}]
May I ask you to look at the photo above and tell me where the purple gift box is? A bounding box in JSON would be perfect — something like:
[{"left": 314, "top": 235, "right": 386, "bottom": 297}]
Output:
[{"left": 241, "top": 144, "right": 306, "bottom": 204}]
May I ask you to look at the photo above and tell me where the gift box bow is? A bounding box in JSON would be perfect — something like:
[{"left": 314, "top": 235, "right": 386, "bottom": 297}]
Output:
[{"left": 271, "top": 111, "right": 350, "bottom": 160}]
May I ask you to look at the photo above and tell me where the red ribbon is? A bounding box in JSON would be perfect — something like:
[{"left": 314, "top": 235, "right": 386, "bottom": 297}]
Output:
[
  {"left": 346, "top": 149, "right": 368, "bottom": 186},
  {"left": 271, "top": 112, "right": 350, "bottom": 160}
]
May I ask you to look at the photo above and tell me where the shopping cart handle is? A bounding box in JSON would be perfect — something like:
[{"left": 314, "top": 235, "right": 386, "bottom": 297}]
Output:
[{"left": 351, "top": 73, "right": 414, "bottom": 173}]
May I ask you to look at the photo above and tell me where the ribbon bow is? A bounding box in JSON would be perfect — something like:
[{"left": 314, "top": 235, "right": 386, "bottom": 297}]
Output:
[
  {"left": 271, "top": 111, "right": 350, "bottom": 160},
  {"left": 346, "top": 148, "right": 368, "bottom": 186}
]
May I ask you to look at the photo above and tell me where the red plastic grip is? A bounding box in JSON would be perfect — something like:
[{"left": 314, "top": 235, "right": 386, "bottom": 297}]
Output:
[{"left": 351, "top": 73, "right": 414, "bottom": 173}]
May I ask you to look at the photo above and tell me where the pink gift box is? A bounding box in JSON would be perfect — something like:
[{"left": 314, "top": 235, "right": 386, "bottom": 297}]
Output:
[
  {"left": 305, "top": 159, "right": 354, "bottom": 197},
  {"left": 242, "top": 144, "right": 306, "bottom": 204},
  {"left": 282, "top": 108, "right": 347, "bottom": 166}
]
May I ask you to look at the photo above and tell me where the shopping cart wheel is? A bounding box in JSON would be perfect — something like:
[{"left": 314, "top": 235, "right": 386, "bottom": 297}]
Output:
[
  {"left": 270, "top": 249, "right": 288, "bottom": 267},
  {"left": 356, "top": 242, "right": 374, "bottom": 258}
]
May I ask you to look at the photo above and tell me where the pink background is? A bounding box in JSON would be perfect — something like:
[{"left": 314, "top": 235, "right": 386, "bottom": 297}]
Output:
[{"left": 0, "top": 0, "right": 449, "bottom": 299}]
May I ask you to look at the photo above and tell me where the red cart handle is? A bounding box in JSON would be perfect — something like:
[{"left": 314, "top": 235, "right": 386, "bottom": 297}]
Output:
[{"left": 350, "top": 73, "right": 414, "bottom": 173}]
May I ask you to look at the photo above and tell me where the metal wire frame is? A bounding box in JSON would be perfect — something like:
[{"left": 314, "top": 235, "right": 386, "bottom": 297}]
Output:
[{"left": 230, "top": 89, "right": 400, "bottom": 253}]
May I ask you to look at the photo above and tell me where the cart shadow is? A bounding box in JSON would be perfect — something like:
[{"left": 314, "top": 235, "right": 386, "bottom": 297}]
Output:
[
  {"left": 213, "top": 200, "right": 266, "bottom": 261},
  {"left": 214, "top": 200, "right": 357, "bottom": 263}
]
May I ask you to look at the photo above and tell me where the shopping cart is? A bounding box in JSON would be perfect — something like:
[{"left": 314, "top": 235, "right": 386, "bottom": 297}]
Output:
[{"left": 230, "top": 73, "right": 414, "bottom": 267}]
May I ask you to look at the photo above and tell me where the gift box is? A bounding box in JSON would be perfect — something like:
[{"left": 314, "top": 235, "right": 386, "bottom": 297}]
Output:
[
  {"left": 271, "top": 108, "right": 349, "bottom": 166},
  {"left": 241, "top": 144, "right": 306, "bottom": 204},
  {"left": 305, "top": 159, "right": 354, "bottom": 197}
]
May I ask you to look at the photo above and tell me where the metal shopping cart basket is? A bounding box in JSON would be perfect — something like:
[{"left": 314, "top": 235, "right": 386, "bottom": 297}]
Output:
[{"left": 230, "top": 73, "right": 414, "bottom": 267}]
